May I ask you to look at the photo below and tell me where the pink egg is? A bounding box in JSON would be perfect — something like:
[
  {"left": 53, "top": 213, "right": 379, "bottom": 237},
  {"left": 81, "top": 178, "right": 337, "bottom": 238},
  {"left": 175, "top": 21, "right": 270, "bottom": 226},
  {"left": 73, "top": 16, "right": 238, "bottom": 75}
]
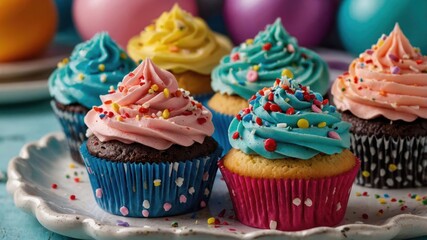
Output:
[
  {"left": 73, "top": 0, "right": 198, "bottom": 47},
  {"left": 223, "top": 0, "right": 336, "bottom": 47}
]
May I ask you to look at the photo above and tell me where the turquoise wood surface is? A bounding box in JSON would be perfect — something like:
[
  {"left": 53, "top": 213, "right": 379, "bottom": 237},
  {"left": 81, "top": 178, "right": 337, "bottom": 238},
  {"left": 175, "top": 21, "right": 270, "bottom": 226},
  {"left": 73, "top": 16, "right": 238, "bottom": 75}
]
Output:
[{"left": 0, "top": 100, "right": 72, "bottom": 240}]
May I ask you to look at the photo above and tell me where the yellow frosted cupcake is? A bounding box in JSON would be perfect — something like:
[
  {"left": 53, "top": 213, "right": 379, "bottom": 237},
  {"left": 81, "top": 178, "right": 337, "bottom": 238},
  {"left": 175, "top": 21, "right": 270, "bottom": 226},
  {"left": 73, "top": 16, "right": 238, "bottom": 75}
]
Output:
[
  {"left": 219, "top": 74, "right": 359, "bottom": 231},
  {"left": 127, "top": 4, "right": 232, "bottom": 96}
]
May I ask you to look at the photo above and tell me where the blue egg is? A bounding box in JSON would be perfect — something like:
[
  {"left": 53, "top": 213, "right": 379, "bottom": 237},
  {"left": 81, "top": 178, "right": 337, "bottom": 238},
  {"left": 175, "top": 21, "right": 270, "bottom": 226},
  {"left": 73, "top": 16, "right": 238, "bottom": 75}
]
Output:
[{"left": 338, "top": 0, "right": 427, "bottom": 56}]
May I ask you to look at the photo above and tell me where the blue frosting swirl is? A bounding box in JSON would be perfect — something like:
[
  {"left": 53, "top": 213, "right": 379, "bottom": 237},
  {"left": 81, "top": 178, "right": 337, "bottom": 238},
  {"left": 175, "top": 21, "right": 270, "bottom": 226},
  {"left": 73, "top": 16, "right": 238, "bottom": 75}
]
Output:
[
  {"left": 49, "top": 32, "right": 136, "bottom": 108},
  {"left": 228, "top": 77, "right": 350, "bottom": 160},
  {"left": 211, "top": 18, "right": 329, "bottom": 99}
]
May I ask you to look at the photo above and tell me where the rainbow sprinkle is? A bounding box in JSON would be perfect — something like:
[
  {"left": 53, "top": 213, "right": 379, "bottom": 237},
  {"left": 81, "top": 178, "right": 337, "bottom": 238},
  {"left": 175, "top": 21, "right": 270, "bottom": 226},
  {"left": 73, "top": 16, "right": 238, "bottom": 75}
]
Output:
[
  {"left": 207, "top": 217, "right": 216, "bottom": 225},
  {"left": 116, "top": 220, "right": 130, "bottom": 227}
]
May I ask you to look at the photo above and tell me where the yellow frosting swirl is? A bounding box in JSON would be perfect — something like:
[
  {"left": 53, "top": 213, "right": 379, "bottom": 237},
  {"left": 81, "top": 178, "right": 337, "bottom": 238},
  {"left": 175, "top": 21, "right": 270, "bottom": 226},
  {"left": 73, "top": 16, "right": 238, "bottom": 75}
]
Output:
[{"left": 127, "top": 4, "right": 232, "bottom": 75}]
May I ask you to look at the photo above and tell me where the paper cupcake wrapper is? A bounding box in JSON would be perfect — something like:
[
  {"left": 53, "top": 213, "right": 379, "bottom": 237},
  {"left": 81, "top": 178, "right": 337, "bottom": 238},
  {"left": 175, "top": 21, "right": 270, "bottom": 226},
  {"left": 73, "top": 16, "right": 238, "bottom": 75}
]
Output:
[
  {"left": 199, "top": 96, "right": 233, "bottom": 155},
  {"left": 80, "top": 143, "right": 222, "bottom": 218},
  {"left": 350, "top": 133, "right": 427, "bottom": 188},
  {"left": 51, "top": 100, "right": 87, "bottom": 164},
  {"left": 193, "top": 93, "right": 214, "bottom": 103},
  {"left": 219, "top": 158, "right": 360, "bottom": 231}
]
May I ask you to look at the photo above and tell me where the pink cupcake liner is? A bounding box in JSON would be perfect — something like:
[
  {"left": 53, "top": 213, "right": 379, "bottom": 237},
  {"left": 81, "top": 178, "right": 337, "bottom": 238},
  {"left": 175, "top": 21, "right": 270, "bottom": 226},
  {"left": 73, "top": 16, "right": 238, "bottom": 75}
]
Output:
[{"left": 219, "top": 158, "right": 360, "bottom": 231}]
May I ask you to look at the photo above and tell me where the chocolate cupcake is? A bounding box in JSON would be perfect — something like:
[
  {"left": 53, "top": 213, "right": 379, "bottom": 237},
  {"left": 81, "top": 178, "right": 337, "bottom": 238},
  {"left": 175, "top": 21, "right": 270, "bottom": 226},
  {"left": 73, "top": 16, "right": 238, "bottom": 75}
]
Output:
[
  {"left": 81, "top": 59, "right": 222, "bottom": 217},
  {"left": 49, "top": 32, "right": 136, "bottom": 163},
  {"left": 331, "top": 24, "right": 427, "bottom": 188}
]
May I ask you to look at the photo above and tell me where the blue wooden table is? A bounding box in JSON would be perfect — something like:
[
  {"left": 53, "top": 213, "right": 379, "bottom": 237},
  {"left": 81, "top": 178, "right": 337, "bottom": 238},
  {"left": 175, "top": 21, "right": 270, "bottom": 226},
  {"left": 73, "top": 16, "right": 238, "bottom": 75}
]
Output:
[
  {"left": 0, "top": 100, "right": 71, "bottom": 240},
  {"left": 0, "top": 32, "right": 79, "bottom": 240}
]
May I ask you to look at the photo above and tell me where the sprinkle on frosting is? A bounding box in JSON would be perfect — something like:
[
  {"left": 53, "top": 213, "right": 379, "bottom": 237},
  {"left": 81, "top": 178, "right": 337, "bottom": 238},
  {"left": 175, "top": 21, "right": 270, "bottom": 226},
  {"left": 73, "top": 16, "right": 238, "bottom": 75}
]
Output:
[
  {"left": 229, "top": 73, "right": 350, "bottom": 160},
  {"left": 332, "top": 23, "right": 427, "bottom": 122},
  {"left": 127, "top": 4, "right": 232, "bottom": 74},
  {"left": 211, "top": 18, "right": 329, "bottom": 99},
  {"left": 85, "top": 59, "right": 214, "bottom": 150},
  {"left": 49, "top": 32, "right": 136, "bottom": 108}
]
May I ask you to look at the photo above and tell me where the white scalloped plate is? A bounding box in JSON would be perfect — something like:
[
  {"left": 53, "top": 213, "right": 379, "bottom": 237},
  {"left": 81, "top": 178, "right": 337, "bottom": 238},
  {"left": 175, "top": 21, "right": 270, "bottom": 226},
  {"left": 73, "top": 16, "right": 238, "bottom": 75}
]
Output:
[{"left": 6, "top": 133, "right": 427, "bottom": 239}]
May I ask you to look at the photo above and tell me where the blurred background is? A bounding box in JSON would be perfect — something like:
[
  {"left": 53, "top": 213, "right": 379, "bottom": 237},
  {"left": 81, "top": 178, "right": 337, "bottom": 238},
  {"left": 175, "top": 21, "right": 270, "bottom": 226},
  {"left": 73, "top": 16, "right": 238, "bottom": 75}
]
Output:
[{"left": 1, "top": 0, "right": 427, "bottom": 104}]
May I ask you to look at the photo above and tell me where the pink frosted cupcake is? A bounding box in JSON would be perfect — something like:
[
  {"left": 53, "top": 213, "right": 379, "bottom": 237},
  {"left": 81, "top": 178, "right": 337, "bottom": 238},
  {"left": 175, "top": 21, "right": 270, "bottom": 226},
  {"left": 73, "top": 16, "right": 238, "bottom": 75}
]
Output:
[
  {"left": 332, "top": 24, "right": 427, "bottom": 188},
  {"left": 81, "top": 59, "right": 222, "bottom": 217}
]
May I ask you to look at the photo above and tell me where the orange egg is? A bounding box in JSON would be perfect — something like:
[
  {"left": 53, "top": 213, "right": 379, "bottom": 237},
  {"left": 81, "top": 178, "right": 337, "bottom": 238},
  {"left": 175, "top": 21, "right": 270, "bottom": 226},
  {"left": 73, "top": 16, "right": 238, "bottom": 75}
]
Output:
[{"left": 0, "top": 0, "right": 57, "bottom": 62}]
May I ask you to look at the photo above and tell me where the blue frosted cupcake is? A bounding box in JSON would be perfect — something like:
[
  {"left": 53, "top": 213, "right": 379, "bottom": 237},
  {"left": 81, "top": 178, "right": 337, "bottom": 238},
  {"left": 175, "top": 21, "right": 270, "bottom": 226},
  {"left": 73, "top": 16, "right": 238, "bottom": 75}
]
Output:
[
  {"left": 49, "top": 32, "right": 136, "bottom": 163},
  {"left": 219, "top": 75, "right": 359, "bottom": 231},
  {"left": 80, "top": 59, "right": 222, "bottom": 217},
  {"left": 207, "top": 18, "right": 329, "bottom": 154}
]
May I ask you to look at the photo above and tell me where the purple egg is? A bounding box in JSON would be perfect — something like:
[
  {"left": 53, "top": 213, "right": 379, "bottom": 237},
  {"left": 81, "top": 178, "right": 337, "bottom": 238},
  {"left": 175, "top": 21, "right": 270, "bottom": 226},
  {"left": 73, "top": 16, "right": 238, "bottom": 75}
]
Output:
[{"left": 223, "top": 0, "right": 336, "bottom": 47}]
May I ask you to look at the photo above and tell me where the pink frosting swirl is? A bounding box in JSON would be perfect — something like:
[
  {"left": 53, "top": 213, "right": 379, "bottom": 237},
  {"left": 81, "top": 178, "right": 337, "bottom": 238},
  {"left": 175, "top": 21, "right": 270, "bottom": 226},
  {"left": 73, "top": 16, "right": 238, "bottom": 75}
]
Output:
[
  {"left": 84, "top": 58, "right": 214, "bottom": 150},
  {"left": 332, "top": 23, "right": 427, "bottom": 122}
]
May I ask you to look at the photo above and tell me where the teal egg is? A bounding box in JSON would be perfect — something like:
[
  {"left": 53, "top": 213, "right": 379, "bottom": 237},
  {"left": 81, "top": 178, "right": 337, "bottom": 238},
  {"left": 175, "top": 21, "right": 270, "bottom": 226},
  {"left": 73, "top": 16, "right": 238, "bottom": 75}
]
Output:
[{"left": 338, "top": 0, "right": 427, "bottom": 56}]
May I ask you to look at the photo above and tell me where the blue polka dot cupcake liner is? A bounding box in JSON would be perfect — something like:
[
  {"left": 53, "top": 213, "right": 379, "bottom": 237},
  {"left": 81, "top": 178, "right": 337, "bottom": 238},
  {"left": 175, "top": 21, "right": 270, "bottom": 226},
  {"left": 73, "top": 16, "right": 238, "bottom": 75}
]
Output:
[
  {"left": 51, "top": 100, "right": 87, "bottom": 164},
  {"left": 351, "top": 134, "right": 427, "bottom": 188},
  {"left": 80, "top": 142, "right": 222, "bottom": 218},
  {"left": 192, "top": 93, "right": 214, "bottom": 104}
]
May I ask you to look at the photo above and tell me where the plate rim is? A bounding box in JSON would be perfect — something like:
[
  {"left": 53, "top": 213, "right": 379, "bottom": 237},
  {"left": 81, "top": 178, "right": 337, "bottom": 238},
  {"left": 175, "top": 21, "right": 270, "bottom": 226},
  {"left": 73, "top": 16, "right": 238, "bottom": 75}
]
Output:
[
  {"left": 0, "top": 78, "right": 49, "bottom": 104},
  {"left": 0, "top": 42, "right": 70, "bottom": 79},
  {"left": 0, "top": 78, "right": 48, "bottom": 90},
  {"left": 6, "top": 132, "right": 427, "bottom": 240}
]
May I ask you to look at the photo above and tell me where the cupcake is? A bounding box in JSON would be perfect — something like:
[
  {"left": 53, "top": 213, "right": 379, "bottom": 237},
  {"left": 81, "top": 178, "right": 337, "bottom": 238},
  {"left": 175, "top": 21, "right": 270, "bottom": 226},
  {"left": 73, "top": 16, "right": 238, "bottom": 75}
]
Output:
[
  {"left": 49, "top": 33, "right": 136, "bottom": 164},
  {"left": 81, "top": 59, "right": 222, "bottom": 217},
  {"left": 208, "top": 18, "right": 330, "bottom": 153},
  {"left": 219, "top": 75, "right": 359, "bottom": 231},
  {"left": 127, "top": 4, "right": 232, "bottom": 99},
  {"left": 331, "top": 23, "right": 427, "bottom": 188}
]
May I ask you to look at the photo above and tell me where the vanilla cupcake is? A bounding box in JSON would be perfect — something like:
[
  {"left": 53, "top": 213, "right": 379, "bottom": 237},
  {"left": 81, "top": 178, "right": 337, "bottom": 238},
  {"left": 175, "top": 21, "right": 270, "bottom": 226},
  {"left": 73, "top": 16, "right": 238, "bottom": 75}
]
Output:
[
  {"left": 127, "top": 4, "right": 232, "bottom": 98},
  {"left": 220, "top": 75, "right": 359, "bottom": 231},
  {"left": 208, "top": 19, "right": 329, "bottom": 153}
]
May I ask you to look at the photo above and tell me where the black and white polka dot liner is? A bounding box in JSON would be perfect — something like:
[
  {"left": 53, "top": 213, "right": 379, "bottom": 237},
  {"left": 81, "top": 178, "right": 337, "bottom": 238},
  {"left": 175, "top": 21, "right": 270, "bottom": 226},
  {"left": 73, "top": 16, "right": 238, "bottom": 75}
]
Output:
[
  {"left": 51, "top": 101, "right": 87, "bottom": 164},
  {"left": 351, "top": 134, "right": 427, "bottom": 189}
]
